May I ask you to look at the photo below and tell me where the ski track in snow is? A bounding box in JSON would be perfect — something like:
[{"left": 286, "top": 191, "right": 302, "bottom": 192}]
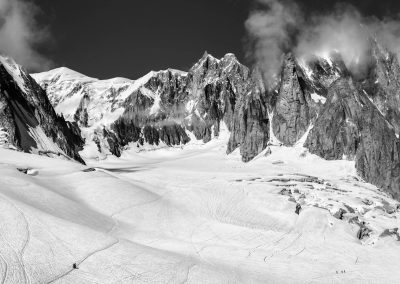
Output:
[
  {"left": 47, "top": 239, "right": 119, "bottom": 283},
  {"left": 0, "top": 133, "right": 400, "bottom": 283},
  {"left": 0, "top": 196, "right": 32, "bottom": 284}
]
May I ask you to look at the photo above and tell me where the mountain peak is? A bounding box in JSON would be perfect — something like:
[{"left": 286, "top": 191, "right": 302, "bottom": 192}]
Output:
[
  {"left": 32, "top": 66, "right": 97, "bottom": 84},
  {"left": 223, "top": 53, "right": 237, "bottom": 60},
  {"left": 221, "top": 53, "right": 240, "bottom": 65}
]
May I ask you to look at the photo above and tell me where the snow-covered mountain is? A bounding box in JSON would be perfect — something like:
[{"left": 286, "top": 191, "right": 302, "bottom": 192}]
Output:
[
  {"left": 0, "top": 39, "right": 399, "bottom": 283},
  {"left": 33, "top": 42, "right": 400, "bottom": 200},
  {"left": 32, "top": 67, "right": 150, "bottom": 127},
  {"left": 33, "top": 52, "right": 266, "bottom": 161},
  {"left": 0, "top": 56, "right": 84, "bottom": 163}
]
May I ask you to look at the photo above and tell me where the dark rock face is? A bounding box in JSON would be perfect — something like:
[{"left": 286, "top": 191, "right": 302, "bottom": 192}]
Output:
[
  {"left": 273, "top": 54, "right": 311, "bottom": 146},
  {"left": 142, "top": 125, "right": 160, "bottom": 146},
  {"left": 159, "top": 124, "right": 190, "bottom": 146},
  {"left": 36, "top": 52, "right": 271, "bottom": 161},
  {"left": 110, "top": 70, "right": 190, "bottom": 152},
  {"left": 360, "top": 41, "right": 400, "bottom": 135},
  {"left": 187, "top": 52, "right": 258, "bottom": 147},
  {"left": 305, "top": 78, "right": 400, "bottom": 199},
  {"left": 0, "top": 59, "right": 84, "bottom": 163},
  {"left": 102, "top": 128, "right": 121, "bottom": 157},
  {"left": 74, "top": 94, "right": 90, "bottom": 127},
  {"left": 33, "top": 46, "right": 400, "bottom": 200},
  {"left": 355, "top": 118, "right": 400, "bottom": 200},
  {"left": 111, "top": 119, "right": 141, "bottom": 151},
  {"left": 357, "top": 226, "right": 372, "bottom": 240},
  {"left": 333, "top": 208, "right": 347, "bottom": 220},
  {"left": 295, "top": 203, "right": 302, "bottom": 215},
  {"left": 107, "top": 53, "right": 269, "bottom": 161},
  {"left": 380, "top": 228, "right": 400, "bottom": 240},
  {"left": 227, "top": 84, "right": 269, "bottom": 162},
  {"left": 305, "top": 78, "right": 361, "bottom": 160},
  {"left": 270, "top": 53, "right": 346, "bottom": 146},
  {"left": 304, "top": 53, "right": 348, "bottom": 92}
]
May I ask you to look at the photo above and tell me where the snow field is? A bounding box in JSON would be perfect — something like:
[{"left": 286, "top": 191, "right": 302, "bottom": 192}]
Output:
[{"left": 0, "top": 129, "right": 399, "bottom": 282}]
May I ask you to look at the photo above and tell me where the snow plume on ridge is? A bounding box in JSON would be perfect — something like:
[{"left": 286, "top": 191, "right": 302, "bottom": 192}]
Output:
[
  {"left": 295, "top": 6, "right": 370, "bottom": 70},
  {"left": 245, "top": 0, "right": 302, "bottom": 85},
  {"left": 246, "top": 0, "right": 400, "bottom": 81},
  {"left": 0, "top": 0, "right": 53, "bottom": 71},
  {"left": 294, "top": 5, "right": 400, "bottom": 76}
]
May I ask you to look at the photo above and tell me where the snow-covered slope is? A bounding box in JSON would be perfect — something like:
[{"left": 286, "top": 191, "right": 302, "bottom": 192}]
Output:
[
  {"left": 32, "top": 67, "right": 189, "bottom": 128},
  {"left": 32, "top": 66, "right": 194, "bottom": 159},
  {"left": 0, "top": 129, "right": 399, "bottom": 283},
  {"left": 32, "top": 67, "right": 137, "bottom": 125}
]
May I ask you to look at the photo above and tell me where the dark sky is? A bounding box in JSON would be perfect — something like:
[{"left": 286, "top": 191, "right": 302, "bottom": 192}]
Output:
[{"left": 33, "top": 0, "right": 400, "bottom": 79}]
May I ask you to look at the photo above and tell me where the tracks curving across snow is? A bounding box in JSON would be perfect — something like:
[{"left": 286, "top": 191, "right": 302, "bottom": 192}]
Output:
[
  {"left": 0, "top": 141, "right": 400, "bottom": 282},
  {"left": 47, "top": 239, "right": 119, "bottom": 283}
]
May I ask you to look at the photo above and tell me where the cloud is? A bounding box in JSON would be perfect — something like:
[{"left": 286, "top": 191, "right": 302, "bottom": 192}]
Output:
[
  {"left": 294, "top": 5, "right": 371, "bottom": 74},
  {"left": 0, "top": 0, "right": 53, "bottom": 71},
  {"left": 246, "top": 0, "right": 400, "bottom": 81},
  {"left": 294, "top": 5, "right": 400, "bottom": 76},
  {"left": 245, "top": 0, "right": 302, "bottom": 84}
]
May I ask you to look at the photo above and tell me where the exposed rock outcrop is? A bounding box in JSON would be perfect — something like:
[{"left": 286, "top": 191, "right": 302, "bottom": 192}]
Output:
[
  {"left": 360, "top": 40, "right": 400, "bottom": 135},
  {"left": 272, "top": 54, "right": 311, "bottom": 146},
  {"left": 357, "top": 225, "right": 372, "bottom": 240},
  {"left": 305, "top": 77, "right": 400, "bottom": 199},
  {"left": 227, "top": 82, "right": 269, "bottom": 162},
  {"left": 0, "top": 57, "right": 84, "bottom": 163},
  {"left": 271, "top": 53, "right": 346, "bottom": 146},
  {"left": 33, "top": 47, "right": 400, "bottom": 200},
  {"left": 74, "top": 94, "right": 90, "bottom": 127},
  {"left": 333, "top": 208, "right": 347, "bottom": 220},
  {"left": 35, "top": 52, "right": 269, "bottom": 161}
]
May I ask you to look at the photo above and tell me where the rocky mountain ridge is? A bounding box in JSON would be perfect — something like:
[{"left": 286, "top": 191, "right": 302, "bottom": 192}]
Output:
[
  {"left": 34, "top": 52, "right": 268, "bottom": 161},
  {"left": 0, "top": 56, "right": 84, "bottom": 163},
  {"left": 32, "top": 43, "right": 400, "bottom": 199}
]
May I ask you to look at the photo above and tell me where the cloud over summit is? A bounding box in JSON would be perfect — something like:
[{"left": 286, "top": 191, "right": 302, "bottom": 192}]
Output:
[
  {"left": 0, "top": 0, "right": 53, "bottom": 71},
  {"left": 245, "top": 0, "right": 302, "bottom": 84},
  {"left": 246, "top": 0, "right": 400, "bottom": 82}
]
